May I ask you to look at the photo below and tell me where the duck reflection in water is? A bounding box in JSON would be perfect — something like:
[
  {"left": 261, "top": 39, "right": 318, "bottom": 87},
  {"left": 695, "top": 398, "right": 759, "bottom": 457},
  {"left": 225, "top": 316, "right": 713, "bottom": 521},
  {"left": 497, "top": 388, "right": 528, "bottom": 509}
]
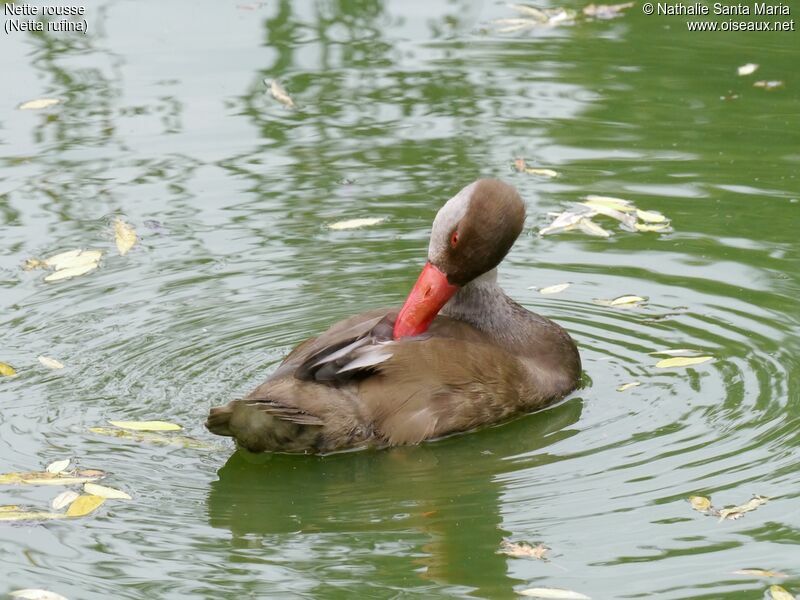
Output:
[{"left": 207, "top": 398, "right": 582, "bottom": 598}]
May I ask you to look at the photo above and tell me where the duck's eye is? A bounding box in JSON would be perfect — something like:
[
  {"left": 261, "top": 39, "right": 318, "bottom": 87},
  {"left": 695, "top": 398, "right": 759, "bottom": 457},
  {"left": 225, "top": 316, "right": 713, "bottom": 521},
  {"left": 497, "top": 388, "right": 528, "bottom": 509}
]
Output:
[{"left": 450, "top": 230, "right": 459, "bottom": 247}]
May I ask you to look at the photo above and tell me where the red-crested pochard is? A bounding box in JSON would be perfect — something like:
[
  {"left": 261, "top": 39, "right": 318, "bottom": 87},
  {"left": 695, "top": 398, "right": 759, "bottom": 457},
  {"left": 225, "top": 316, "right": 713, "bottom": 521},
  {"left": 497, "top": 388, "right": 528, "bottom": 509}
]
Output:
[{"left": 206, "top": 179, "right": 581, "bottom": 453}]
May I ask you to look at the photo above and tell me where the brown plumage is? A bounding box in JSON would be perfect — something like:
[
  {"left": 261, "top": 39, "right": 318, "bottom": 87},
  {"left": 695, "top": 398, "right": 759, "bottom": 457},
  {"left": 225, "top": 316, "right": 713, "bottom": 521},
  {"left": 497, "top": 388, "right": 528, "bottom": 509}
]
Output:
[{"left": 206, "top": 179, "right": 581, "bottom": 453}]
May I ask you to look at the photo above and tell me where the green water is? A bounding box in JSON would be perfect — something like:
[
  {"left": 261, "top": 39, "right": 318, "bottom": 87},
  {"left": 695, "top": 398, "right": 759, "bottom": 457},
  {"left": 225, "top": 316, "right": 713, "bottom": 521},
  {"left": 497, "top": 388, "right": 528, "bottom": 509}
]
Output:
[{"left": 1, "top": 1, "right": 798, "bottom": 598}]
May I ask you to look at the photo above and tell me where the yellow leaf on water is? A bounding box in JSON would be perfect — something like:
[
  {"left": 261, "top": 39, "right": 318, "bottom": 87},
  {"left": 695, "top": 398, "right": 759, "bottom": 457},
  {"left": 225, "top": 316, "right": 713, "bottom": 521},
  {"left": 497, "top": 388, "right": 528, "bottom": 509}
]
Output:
[
  {"left": 656, "top": 356, "right": 713, "bottom": 369},
  {"left": 525, "top": 167, "right": 559, "bottom": 178},
  {"left": 538, "top": 283, "right": 571, "bottom": 295},
  {"left": 45, "top": 459, "right": 71, "bottom": 474},
  {"left": 768, "top": 585, "right": 794, "bottom": 600},
  {"left": 83, "top": 483, "right": 131, "bottom": 500},
  {"left": 51, "top": 490, "right": 80, "bottom": 510},
  {"left": 594, "top": 295, "right": 647, "bottom": 307},
  {"left": 0, "top": 469, "right": 105, "bottom": 486},
  {"left": 518, "top": 588, "right": 591, "bottom": 599},
  {"left": 328, "top": 218, "right": 385, "bottom": 231},
  {"left": 114, "top": 217, "right": 138, "bottom": 256},
  {"left": 268, "top": 79, "right": 296, "bottom": 108},
  {"left": 582, "top": 194, "right": 635, "bottom": 212},
  {"left": 88, "top": 427, "right": 214, "bottom": 450},
  {"left": 635, "top": 209, "right": 667, "bottom": 223},
  {"left": 500, "top": 539, "right": 549, "bottom": 559},
  {"left": 23, "top": 258, "right": 47, "bottom": 270},
  {"left": 43, "top": 262, "right": 99, "bottom": 282},
  {"left": 108, "top": 420, "right": 182, "bottom": 432},
  {"left": 42, "top": 249, "right": 102, "bottom": 270},
  {"left": 0, "top": 511, "right": 65, "bottom": 523},
  {"left": 577, "top": 218, "right": 611, "bottom": 238},
  {"left": 616, "top": 381, "right": 641, "bottom": 392},
  {"left": 718, "top": 495, "right": 769, "bottom": 521},
  {"left": 689, "top": 495, "right": 712, "bottom": 512},
  {"left": 65, "top": 494, "right": 105, "bottom": 517},
  {"left": 38, "top": 356, "right": 65, "bottom": 370},
  {"left": 753, "top": 80, "right": 784, "bottom": 90},
  {"left": 635, "top": 223, "right": 671, "bottom": 233},
  {"left": 0, "top": 362, "right": 17, "bottom": 377},
  {"left": 737, "top": 63, "right": 759, "bottom": 76},
  {"left": 732, "top": 568, "right": 787, "bottom": 578},
  {"left": 18, "top": 98, "right": 61, "bottom": 110},
  {"left": 0, "top": 505, "right": 22, "bottom": 512},
  {"left": 10, "top": 590, "right": 69, "bottom": 600}
]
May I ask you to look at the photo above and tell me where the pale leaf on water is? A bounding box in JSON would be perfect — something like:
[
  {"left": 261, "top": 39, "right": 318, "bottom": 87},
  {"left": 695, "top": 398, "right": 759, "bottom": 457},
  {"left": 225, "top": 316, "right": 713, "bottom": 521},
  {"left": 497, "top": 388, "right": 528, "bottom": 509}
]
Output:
[
  {"left": 0, "top": 361, "right": 17, "bottom": 377},
  {"left": 500, "top": 539, "right": 549, "bottom": 560},
  {"left": 635, "top": 209, "right": 667, "bottom": 223},
  {"left": 114, "top": 218, "right": 138, "bottom": 256},
  {"left": 768, "top": 585, "right": 795, "bottom": 600},
  {"left": 578, "top": 202, "right": 637, "bottom": 229},
  {"left": 582, "top": 194, "right": 635, "bottom": 212},
  {"left": 328, "top": 218, "right": 385, "bottom": 231},
  {"left": 0, "top": 505, "right": 22, "bottom": 512},
  {"left": 732, "top": 568, "right": 787, "bottom": 578},
  {"left": 89, "top": 427, "right": 215, "bottom": 450},
  {"left": 737, "top": 63, "right": 759, "bottom": 76},
  {"left": 65, "top": 494, "right": 105, "bottom": 517},
  {"left": 525, "top": 168, "right": 559, "bottom": 178},
  {"left": 23, "top": 258, "right": 47, "bottom": 270},
  {"left": 655, "top": 356, "right": 713, "bottom": 369},
  {"left": 84, "top": 483, "right": 131, "bottom": 500},
  {"left": 43, "top": 262, "right": 99, "bottom": 282},
  {"left": 616, "top": 381, "right": 641, "bottom": 392},
  {"left": 635, "top": 223, "right": 671, "bottom": 233},
  {"left": 582, "top": 2, "right": 634, "bottom": 18},
  {"left": 0, "top": 469, "right": 105, "bottom": 486},
  {"left": 594, "top": 295, "right": 646, "bottom": 307},
  {"left": 507, "top": 3, "right": 548, "bottom": 20},
  {"left": 18, "top": 98, "right": 61, "bottom": 110},
  {"left": 577, "top": 217, "right": 612, "bottom": 238},
  {"left": 754, "top": 80, "right": 783, "bottom": 90},
  {"left": 689, "top": 495, "right": 713, "bottom": 512},
  {"left": 718, "top": 495, "right": 768, "bottom": 521},
  {"left": 539, "top": 208, "right": 595, "bottom": 236},
  {"left": 51, "top": 490, "right": 80, "bottom": 510},
  {"left": 518, "top": 587, "right": 591, "bottom": 599},
  {"left": 42, "top": 249, "right": 102, "bottom": 270},
  {"left": 10, "top": 590, "right": 68, "bottom": 600},
  {"left": 268, "top": 79, "right": 296, "bottom": 108},
  {"left": 108, "top": 420, "right": 182, "bottom": 432},
  {"left": 45, "top": 458, "right": 71, "bottom": 474},
  {"left": 38, "top": 355, "right": 65, "bottom": 370},
  {"left": 0, "top": 511, "right": 65, "bottom": 523},
  {"left": 538, "top": 283, "right": 570, "bottom": 295}
]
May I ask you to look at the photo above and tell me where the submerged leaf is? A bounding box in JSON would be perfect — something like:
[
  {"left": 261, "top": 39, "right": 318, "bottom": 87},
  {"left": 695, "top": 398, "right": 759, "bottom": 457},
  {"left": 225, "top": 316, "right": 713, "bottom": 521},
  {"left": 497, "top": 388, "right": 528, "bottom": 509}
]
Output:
[
  {"left": 737, "top": 63, "right": 759, "bottom": 76},
  {"left": 83, "top": 483, "right": 131, "bottom": 500},
  {"left": 328, "top": 218, "right": 385, "bottom": 231},
  {"left": 18, "top": 98, "right": 61, "bottom": 110},
  {"left": 65, "top": 494, "right": 105, "bottom": 517},
  {"left": 0, "top": 469, "right": 105, "bottom": 486},
  {"left": 518, "top": 588, "right": 591, "bottom": 599},
  {"left": 768, "top": 585, "right": 794, "bottom": 600},
  {"left": 108, "top": 420, "right": 182, "bottom": 432},
  {"left": 114, "top": 218, "right": 138, "bottom": 256},
  {"left": 593, "top": 295, "right": 647, "bottom": 307},
  {"left": 538, "top": 283, "right": 571, "bottom": 295},
  {"left": 89, "top": 427, "right": 214, "bottom": 450},
  {"left": 38, "top": 356, "right": 65, "bottom": 370},
  {"left": 655, "top": 356, "right": 713, "bottom": 369},
  {"left": 268, "top": 79, "right": 296, "bottom": 108},
  {"left": 732, "top": 568, "right": 786, "bottom": 578},
  {"left": 616, "top": 381, "right": 641, "bottom": 392},
  {"left": 0, "top": 362, "right": 17, "bottom": 377},
  {"left": 51, "top": 490, "right": 80, "bottom": 510},
  {"left": 500, "top": 539, "right": 549, "bottom": 559},
  {"left": 45, "top": 459, "right": 71, "bottom": 474},
  {"left": 718, "top": 495, "right": 768, "bottom": 521}
]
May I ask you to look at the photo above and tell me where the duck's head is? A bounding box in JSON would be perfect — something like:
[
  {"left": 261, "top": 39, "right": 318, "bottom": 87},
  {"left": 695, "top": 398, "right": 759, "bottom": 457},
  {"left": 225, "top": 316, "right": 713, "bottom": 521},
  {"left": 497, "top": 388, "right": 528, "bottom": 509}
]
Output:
[{"left": 393, "top": 179, "right": 526, "bottom": 339}]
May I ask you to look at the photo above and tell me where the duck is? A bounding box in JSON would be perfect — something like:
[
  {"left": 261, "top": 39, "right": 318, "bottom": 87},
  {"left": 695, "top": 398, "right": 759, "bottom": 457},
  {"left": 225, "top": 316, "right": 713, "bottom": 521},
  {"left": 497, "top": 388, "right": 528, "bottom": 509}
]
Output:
[{"left": 206, "top": 179, "right": 581, "bottom": 453}]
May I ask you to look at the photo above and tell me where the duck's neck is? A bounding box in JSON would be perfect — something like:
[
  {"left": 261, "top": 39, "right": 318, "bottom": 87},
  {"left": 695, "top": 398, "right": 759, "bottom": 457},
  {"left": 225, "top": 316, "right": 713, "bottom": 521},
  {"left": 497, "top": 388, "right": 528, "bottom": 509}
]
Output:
[{"left": 441, "top": 269, "right": 524, "bottom": 340}]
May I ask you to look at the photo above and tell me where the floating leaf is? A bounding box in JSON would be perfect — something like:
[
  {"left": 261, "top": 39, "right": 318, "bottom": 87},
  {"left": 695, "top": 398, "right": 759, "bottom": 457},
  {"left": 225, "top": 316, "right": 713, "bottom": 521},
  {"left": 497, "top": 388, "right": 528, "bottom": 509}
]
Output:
[
  {"left": 577, "top": 218, "right": 612, "bottom": 238},
  {"left": 753, "top": 80, "right": 783, "bottom": 90},
  {"left": 0, "top": 511, "right": 65, "bottom": 523},
  {"left": 578, "top": 202, "right": 638, "bottom": 229},
  {"left": 635, "top": 209, "right": 667, "bottom": 223},
  {"left": 51, "top": 490, "right": 80, "bottom": 510},
  {"left": 635, "top": 223, "right": 671, "bottom": 233},
  {"left": 268, "top": 79, "right": 296, "bottom": 108},
  {"left": 737, "top": 63, "right": 759, "bottom": 76},
  {"left": 89, "top": 427, "right": 214, "bottom": 450},
  {"left": 45, "top": 459, "right": 71, "bottom": 474},
  {"left": 83, "top": 483, "right": 131, "bottom": 500},
  {"left": 0, "top": 505, "right": 22, "bottom": 512},
  {"left": 513, "top": 159, "right": 558, "bottom": 177},
  {"left": 0, "top": 362, "right": 17, "bottom": 377},
  {"left": 10, "top": 591, "right": 68, "bottom": 600},
  {"left": 38, "top": 356, "right": 65, "bottom": 370},
  {"left": 328, "top": 218, "right": 385, "bottom": 231},
  {"left": 732, "top": 568, "right": 787, "bottom": 578},
  {"left": 0, "top": 469, "right": 105, "bottom": 486},
  {"left": 538, "top": 283, "right": 570, "bottom": 295},
  {"left": 44, "top": 263, "right": 99, "bottom": 282},
  {"left": 689, "top": 495, "right": 713, "bottom": 513},
  {"left": 42, "top": 249, "right": 102, "bottom": 270},
  {"left": 582, "top": 195, "right": 635, "bottom": 212},
  {"left": 18, "top": 98, "right": 61, "bottom": 110},
  {"left": 616, "top": 381, "right": 641, "bottom": 392},
  {"left": 718, "top": 495, "right": 768, "bottom": 521},
  {"left": 656, "top": 356, "right": 713, "bottom": 369},
  {"left": 518, "top": 588, "right": 591, "bottom": 599},
  {"left": 65, "top": 494, "right": 105, "bottom": 517},
  {"left": 507, "top": 3, "right": 549, "bottom": 19},
  {"left": 593, "top": 295, "right": 646, "bottom": 307},
  {"left": 23, "top": 258, "right": 47, "bottom": 270},
  {"left": 582, "top": 1, "right": 634, "bottom": 18},
  {"left": 114, "top": 218, "right": 138, "bottom": 256},
  {"left": 539, "top": 207, "right": 595, "bottom": 236},
  {"left": 108, "top": 420, "right": 182, "bottom": 432},
  {"left": 500, "top": 539, "right": 549, "bottom": 560},
  {"left": 768, "top": 585, "right": 794, "bottom": 600}
]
